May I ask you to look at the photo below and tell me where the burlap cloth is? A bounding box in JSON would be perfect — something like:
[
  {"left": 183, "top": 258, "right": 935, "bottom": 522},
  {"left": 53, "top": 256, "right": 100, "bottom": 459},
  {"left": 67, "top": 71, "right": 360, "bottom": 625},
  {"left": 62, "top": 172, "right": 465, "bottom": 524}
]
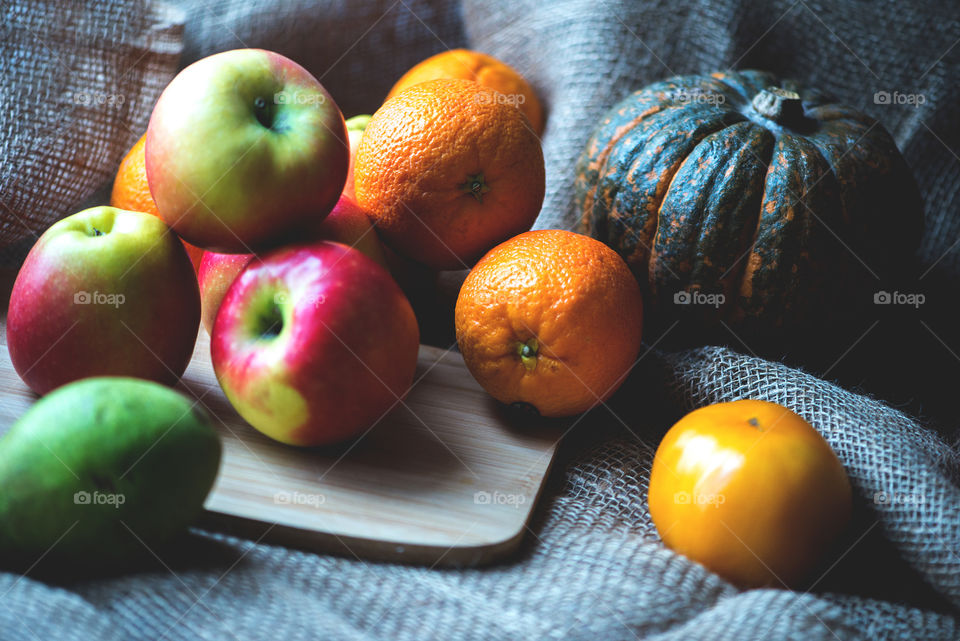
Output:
[{"left": 2, "top": 1, "right": 959, "bottom": 639}]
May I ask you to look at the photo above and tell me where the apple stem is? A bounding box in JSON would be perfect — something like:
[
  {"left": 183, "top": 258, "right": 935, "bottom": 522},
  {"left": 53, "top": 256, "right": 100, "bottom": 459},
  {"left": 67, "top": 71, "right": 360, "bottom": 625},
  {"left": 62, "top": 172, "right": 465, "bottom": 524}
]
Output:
[
  {"left": 253, "top": 96, "right": 273, "bottom": 129},
  {"left": 92, "top": 227, "right": 103, "bottom": 237}
]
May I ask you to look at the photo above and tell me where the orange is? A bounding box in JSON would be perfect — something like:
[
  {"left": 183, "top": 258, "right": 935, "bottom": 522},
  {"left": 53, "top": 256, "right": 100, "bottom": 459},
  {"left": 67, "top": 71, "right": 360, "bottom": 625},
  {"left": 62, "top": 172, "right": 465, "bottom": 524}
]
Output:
[
  {"left": 454, "top": 229, "right": 643, "bottom": 417},
  {"left": 355, "top": 79, "right": 545, "bottom": 271},
  {"left": 387, "top": 49, "right": 544, "bottom": 135},
  {"left": 648, "top": 400, "right": 852, "bottom": 588},
  {"left": 111, "top": 134, "right": 204, "bottom": 272}
]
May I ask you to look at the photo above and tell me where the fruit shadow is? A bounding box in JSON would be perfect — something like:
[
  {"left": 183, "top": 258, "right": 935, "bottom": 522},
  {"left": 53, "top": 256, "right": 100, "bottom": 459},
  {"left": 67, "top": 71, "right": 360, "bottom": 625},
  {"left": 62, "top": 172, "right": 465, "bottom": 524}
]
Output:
[
  {"left": 794, "top": 500, "right": 957, "bottom": 614},
  {"left": 1, "top": 529, "right": 241, "bottom": 586},
  {"left": 177, "top": 372, "right": 466, "bottom": 495},
  {"left": 484, "top": 397, "right": 572, "bottom": 438}
]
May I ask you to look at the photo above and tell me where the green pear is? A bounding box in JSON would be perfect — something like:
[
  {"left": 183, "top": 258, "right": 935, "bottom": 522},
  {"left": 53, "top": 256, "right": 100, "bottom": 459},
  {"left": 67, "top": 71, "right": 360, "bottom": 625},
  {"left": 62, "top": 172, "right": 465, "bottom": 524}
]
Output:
[{"left": 0, "top": 377, "right": 222, "bottom": 571}]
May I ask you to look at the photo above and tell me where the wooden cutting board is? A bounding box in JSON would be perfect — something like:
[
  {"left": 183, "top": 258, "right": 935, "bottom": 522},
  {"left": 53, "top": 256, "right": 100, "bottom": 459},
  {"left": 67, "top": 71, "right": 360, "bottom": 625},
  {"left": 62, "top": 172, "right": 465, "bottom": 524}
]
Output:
[{"left": 0, "top": 320, "right": 562, "bottom": 567}]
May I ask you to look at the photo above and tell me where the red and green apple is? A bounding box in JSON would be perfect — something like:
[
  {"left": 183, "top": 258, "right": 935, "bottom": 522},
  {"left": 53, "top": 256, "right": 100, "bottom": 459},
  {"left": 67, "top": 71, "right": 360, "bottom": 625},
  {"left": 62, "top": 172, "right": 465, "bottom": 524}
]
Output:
[
  {"left": 6, "top": 207, "right": 200, "bottom": 395},
  {"left": 199, "top": 252, "right": 254, "bottom": 336},
  {"left": 146, "top": 48, "right": 349, "bottom": 253},
  {"left": 211, "top": 241, "right": 419, "bottom": 446},
  {"left": 198, "top": 194, "right": 387, "bottom": 334}
]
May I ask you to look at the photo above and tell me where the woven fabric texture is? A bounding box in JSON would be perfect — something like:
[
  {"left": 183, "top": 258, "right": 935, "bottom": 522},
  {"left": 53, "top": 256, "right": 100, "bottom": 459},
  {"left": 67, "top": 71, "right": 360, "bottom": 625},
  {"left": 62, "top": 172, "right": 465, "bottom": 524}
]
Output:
[
  {"left": 0, "top": 0, "right": 183, "bottom": 258},
  {"left": 2, "top": 0, "right": 959, "bottom": 639}
]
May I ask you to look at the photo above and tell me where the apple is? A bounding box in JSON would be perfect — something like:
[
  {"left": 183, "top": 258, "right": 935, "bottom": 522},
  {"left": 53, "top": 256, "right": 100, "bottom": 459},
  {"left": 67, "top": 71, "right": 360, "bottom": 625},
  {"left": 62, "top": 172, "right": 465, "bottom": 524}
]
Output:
[
  {"left": 109, "top": 132, "right": 206, "bottom": 273},
  {"left": 146, "top": 48, "right": 349, "bottom": 253},
  {"left": 199, "top": 252, "right": 254, "bottom": 335},
  {"left": 305, "top": 195, "right": 386, "bottom": 268},
  {"left": 7, "top": 207, "right": 200, "bottom": 395},
  {"left": 198, "top": 194, "right": 388, "bottom": 334},
  {"left": 211, "top": 241, "right": 419, "bottom": 446},
  {"left": 341, "top": 114, "right": 371, "bottom": 200}
]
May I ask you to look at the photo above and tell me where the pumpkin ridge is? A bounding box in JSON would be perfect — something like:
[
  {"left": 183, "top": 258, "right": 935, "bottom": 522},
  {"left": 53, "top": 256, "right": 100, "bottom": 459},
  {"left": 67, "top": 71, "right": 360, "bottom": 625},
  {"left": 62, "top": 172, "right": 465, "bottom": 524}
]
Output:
[
  {"left": 736, "top": 139, "right": 781, "bottom": 294},
  {"left": 580, "top": 104, "right": 667, "bottom": 235},
  {"left": 738, "top": 134, "right": 840, "bottom": 323},
  {"left": 730, "top": 139, "right": 780, "bottom": 316},
  {"left": 592, "top": 103, "right": 707, "bottom": 217},
  {"left": 804, "top": 118, "right": 884, "bottom": 231},
  {"left": 605, "top": 107, "right": 746, "bottom": 275},
  {"left": 645, "top": 147, "right": 691, "bottom": 288},
  {"left": 576, "top": 84, "right": 689, "bottom": 238},
  {"left": 650, "top": 121, "right": 774, "bottom": 313},
  {"left": 805, "top": 105, "right": 876, "bottom": 125},
  {"left": 691, "top": 124, "right": 774, "bottom": 311},
  {"left": 804, "top": 117, "right": 922, "bottom": 272},
  {"left": 704, "top": 74, "right": 742, "bottom": 99},
  {"left": 794, "top": 129, "right": 848, "bottom": 226}
]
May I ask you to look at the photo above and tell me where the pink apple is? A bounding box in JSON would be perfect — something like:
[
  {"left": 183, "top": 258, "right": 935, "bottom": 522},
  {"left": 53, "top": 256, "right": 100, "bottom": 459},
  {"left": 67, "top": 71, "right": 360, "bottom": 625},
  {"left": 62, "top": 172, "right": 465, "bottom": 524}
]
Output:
[
  {"left": 146, "top": 48, "right": 349, "bottom": 253},
  {"left": 7, "top": 207, "right": 200, "bottom": 395},
  {"left": 211, "top": 241, "right": 419, "bottom": 446},
  {"left": 199, "top": 252, "right": 254, "bottom": 335},
  {"left": 305, "top": 194, "right": 386, "bottom": 268},
  {"left": 198, "top": 194, "right": 387, "bottom": 334}
]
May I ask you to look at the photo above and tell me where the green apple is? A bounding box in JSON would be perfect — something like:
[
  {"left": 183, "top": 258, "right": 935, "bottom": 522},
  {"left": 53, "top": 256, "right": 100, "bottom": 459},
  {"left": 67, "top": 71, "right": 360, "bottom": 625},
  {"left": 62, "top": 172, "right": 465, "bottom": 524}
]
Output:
[
  {"left": 211, "top": 241, "right": 419, "bottom": 446},
  {"left": 342, "top": 114, "right": 371, "bottom": 200}
]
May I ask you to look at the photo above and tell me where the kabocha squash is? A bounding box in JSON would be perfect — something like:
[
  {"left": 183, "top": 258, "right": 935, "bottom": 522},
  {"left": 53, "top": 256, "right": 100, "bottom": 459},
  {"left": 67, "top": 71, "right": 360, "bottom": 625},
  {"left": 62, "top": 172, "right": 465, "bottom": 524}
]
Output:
[{"left": 576, "top": 70, "right": 922, "bottom": 331}]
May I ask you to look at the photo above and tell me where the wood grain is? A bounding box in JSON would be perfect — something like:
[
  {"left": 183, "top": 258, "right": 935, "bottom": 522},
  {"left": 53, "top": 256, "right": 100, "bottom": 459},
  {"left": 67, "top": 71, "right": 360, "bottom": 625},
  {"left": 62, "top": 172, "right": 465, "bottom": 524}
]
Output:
[{"left": 0, "top": 319, "right": 563, "bottom": 567}]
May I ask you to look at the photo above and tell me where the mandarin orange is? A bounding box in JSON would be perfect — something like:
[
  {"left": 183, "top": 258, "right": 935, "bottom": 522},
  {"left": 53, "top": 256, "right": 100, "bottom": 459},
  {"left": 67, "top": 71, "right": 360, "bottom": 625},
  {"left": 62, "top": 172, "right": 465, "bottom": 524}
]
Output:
[
  {"left": 355, "top": 79, "right": 544, "bottom": 271},
  {"left": 455, "top": 229, "right": 643, "bottom": 417},
  {"left": 386, "top": 49, "right": 544, "bottom": 134}
]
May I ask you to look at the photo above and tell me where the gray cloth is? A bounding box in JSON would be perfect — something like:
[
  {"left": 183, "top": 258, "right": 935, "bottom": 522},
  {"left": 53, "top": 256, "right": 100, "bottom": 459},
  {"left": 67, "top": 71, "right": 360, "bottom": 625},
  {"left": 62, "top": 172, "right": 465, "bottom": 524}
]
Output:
[{"left": 2, "top": 0, "right": 959, "bottom": 639}]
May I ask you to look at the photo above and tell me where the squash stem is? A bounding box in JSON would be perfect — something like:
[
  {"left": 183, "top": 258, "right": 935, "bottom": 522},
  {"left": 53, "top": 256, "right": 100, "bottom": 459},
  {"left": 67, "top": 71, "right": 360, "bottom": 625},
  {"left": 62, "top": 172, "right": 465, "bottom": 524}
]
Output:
[{"left": 751, "top": 86, "right": 805, "bottom": 127}]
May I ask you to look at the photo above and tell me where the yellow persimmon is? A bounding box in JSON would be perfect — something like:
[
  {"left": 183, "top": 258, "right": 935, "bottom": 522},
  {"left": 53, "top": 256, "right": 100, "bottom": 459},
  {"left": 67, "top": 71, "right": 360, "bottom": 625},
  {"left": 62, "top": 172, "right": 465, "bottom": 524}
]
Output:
[{"left": 648, "top": 399, "right": 852, "bottom": 588}]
